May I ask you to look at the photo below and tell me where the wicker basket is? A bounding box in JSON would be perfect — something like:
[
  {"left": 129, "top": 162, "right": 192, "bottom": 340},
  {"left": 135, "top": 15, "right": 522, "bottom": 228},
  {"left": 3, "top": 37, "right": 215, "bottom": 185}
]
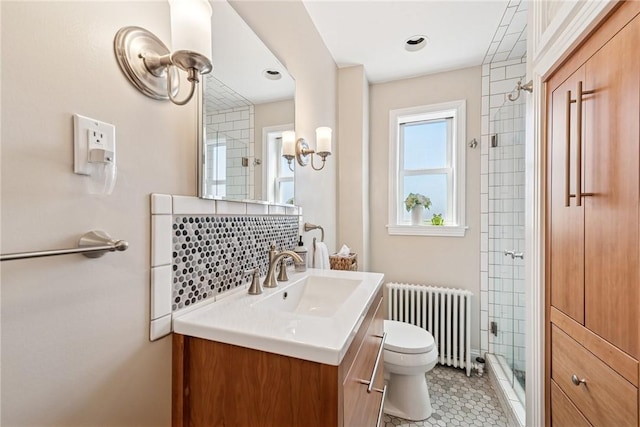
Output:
[{"left": 329, "top": 253, "right": 358, "bottom": 271}]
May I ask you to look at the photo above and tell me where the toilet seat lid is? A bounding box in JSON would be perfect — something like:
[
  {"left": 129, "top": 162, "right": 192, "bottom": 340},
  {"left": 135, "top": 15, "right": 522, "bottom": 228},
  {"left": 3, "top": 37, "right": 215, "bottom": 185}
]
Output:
[{"left": 384, "top": 320, "right": 435, "bottom": 354}]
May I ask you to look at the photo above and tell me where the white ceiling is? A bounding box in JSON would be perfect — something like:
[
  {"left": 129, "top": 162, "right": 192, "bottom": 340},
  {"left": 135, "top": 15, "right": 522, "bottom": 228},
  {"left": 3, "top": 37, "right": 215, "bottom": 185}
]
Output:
[
  {"left": 302, "top": 0, "right": 511, "bottom": 83},
  {"left": 206, "top": 0, "right": 520, "bottom": 110}
]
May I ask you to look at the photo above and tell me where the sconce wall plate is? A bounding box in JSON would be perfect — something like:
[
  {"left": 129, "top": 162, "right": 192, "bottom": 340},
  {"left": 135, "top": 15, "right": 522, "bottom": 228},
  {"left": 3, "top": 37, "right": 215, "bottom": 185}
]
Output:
[
  {"left": 296, "top": 138, "right": 310, "bottom": 167},
  {"left": 114, "top": 26, "right": 179, "bottom": 100}
]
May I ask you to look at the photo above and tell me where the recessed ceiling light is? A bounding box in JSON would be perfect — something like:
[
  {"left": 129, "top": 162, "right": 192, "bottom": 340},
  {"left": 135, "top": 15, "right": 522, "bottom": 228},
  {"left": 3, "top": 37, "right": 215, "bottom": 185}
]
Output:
[
  {"left": 405, "top": 35, "right": 429, "bottom": 52},
  {"left": 262, "top": 69, "right": 282, "bottom": 81}
]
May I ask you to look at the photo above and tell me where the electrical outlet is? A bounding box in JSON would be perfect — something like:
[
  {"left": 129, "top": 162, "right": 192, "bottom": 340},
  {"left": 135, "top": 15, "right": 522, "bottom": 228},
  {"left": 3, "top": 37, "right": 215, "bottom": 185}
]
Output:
[
  {"left": 73, "top": 114, "right": 116, "bottom": 175},
  {"left": 88, "top": 129, "right": 105, "bottom": 147}
]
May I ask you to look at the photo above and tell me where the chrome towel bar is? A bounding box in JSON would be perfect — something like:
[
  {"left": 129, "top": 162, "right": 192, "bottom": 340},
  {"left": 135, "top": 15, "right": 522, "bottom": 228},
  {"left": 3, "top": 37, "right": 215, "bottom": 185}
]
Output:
[{"left": 0, "top": 230, "right": 129, "bottom": 262}]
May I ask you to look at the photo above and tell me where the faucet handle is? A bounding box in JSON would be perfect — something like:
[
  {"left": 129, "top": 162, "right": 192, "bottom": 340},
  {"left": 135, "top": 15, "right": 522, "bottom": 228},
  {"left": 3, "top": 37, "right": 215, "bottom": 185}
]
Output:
[
  {"left": 277, "top": 258, "right": 289, "bottom": 282},
  {"left": 268, "top": 243, "right": 277, "bottom": 262},
  {"left": 245, "top": 267, "right": 262, "bottom": 295}
]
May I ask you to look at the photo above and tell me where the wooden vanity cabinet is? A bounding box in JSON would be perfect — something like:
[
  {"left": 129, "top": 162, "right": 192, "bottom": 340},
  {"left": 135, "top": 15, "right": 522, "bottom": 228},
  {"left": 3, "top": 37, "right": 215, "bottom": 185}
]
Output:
[
  {"left": 172, "top": 287, "right": 384, "bottom": 427},
  {"left": 545, "top": 2, "right": 640, "bottom": 426}
]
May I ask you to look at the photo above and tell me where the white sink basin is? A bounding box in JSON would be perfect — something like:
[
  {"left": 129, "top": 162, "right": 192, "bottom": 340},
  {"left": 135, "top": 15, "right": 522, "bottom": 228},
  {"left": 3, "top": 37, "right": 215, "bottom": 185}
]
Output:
[
  {"left": 253, "top": 275, "right": 360, "bottom": 317},
  {"left": 172, "top": 269, "right": 384, "bottom": 365}
]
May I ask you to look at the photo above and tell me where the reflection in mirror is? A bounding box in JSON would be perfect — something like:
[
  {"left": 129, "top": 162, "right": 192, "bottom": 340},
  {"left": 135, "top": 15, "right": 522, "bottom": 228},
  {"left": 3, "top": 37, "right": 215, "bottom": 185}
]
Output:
[{"left": 198, "top": 0, "right": 295, "bottom": 203}]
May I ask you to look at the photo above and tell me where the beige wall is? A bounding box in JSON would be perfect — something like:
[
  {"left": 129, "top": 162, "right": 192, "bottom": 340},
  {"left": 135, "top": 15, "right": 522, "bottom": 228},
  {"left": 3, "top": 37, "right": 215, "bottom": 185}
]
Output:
[
  {"left": 337, "top": 65, "right": 370, "bottom": 271},
  {"left": 368, "top": 66, "right": 482, "bottom": 352},
  {"left": 1, "top": 1, "right": 337, "bottom": 426},
  {"left": 231, "top": 1, "right": 338, "bottom": 252},
  {"left": 1, "top": 2, "right": 191, "bottom": 425}
]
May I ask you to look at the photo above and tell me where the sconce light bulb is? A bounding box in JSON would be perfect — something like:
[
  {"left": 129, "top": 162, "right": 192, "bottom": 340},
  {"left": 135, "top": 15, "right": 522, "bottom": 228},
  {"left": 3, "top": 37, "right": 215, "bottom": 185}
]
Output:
[
  {"left": 315, "top": 127, "right": 332, "bottom": 155},
  {"left": 282, "top": 131, "right": 296, "bottom": 157}
]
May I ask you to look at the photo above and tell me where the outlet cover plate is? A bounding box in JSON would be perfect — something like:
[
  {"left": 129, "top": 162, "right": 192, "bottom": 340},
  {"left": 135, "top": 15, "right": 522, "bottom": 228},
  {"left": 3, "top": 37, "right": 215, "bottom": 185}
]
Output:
[{"left": 73, "top": 114, "right": 116, "bottom": 175}]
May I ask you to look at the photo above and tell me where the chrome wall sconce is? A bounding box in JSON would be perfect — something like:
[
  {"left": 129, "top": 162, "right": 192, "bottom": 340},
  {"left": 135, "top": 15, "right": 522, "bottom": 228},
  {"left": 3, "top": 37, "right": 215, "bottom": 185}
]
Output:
[
  {"left": 114, "top": 0, "right": 213, "bottom": 105},
  {"left": 282, "top": 127, "right": 332, "bottom": 171}
]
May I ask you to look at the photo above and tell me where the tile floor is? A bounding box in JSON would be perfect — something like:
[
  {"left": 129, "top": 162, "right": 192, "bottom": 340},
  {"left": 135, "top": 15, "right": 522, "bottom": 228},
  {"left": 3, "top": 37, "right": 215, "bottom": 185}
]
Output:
[{"left": 383, "top": 365, "right": 512, "bottom": 427}]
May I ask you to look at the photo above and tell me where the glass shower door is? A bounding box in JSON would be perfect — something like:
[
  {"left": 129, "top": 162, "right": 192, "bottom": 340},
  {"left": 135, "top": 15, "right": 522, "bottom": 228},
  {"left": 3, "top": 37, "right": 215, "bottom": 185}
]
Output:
[{"left": 489, "top": 95, "right": 526, "bottom": 404}]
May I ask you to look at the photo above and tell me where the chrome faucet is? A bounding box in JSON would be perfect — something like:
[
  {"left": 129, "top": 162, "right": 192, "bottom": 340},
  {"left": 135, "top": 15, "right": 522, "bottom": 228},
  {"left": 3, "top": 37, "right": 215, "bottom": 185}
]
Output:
[{"left": 263, "top": 244, "right": 303, "bottom": 288}]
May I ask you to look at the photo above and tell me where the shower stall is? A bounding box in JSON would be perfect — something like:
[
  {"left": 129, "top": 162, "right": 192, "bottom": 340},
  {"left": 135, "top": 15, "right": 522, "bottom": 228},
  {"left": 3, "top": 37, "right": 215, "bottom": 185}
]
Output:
[{"left": 488, "top": 91, "right": 527, "bottom": 412}]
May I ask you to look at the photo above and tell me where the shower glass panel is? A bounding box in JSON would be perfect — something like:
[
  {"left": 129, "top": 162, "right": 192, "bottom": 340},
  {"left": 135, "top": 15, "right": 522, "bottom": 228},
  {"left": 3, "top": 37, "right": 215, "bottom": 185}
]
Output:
[{"left": 489, "top": 94, "right": 526, "bottom": 405}]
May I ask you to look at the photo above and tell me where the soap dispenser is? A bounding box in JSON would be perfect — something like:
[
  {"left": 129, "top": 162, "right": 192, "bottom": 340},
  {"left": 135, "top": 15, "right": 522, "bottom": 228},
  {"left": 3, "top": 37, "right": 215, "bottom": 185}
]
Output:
[{"left": 294, "top": 236, "right": 307, "bottom": 272}]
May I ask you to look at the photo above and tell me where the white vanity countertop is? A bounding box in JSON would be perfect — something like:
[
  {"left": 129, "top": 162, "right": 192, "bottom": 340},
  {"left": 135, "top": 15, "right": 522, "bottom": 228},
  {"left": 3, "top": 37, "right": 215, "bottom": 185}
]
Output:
[{"left": 172, "top": 268, "right": 384, "bottom": 366}]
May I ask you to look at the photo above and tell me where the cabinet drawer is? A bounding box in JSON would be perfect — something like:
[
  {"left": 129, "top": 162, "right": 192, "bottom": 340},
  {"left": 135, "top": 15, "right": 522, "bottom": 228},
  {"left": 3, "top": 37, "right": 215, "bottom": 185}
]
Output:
[
  {"left": 551, "top": 325, "right": 638, "bottom": 427},
  {"left": 551, "top": 380, "right": 592, "bottom": 427},
  {"left": 344, "top": 296, "right": 384, "bottom": 427}
]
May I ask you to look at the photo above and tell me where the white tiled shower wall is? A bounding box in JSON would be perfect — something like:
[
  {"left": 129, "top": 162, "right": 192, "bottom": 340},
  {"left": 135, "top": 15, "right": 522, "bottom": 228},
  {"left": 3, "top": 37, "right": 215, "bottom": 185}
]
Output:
[
  {"left": 480, "top": 1, "right": 528, "bottom": 422},
  {"left": 205, "top": 106, "right": 255, "bottom": 199},
  {"left": 204, "top": 74, "right": 256, "bottom": 199}
]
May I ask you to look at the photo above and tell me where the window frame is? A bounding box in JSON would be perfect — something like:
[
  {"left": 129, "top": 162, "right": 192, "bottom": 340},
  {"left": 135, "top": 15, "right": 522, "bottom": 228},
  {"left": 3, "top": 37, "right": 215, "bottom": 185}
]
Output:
[
  {"left": 387, "top": 100, "right": 467, "bottom": 237},
  {"left": 262, "top": 124, "right": 295, "bottom": 204}
]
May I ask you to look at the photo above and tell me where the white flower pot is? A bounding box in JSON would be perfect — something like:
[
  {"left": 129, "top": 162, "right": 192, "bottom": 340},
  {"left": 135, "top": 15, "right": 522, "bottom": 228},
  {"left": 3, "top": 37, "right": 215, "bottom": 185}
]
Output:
[{"left": 411, "top": 205, "right": 424, "bottom": 225}]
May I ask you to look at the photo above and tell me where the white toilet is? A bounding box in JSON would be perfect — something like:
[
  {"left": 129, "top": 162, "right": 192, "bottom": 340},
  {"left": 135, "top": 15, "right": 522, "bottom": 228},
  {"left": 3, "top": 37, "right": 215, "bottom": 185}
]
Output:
[{"left": 383, "top": 320, "right": 438, "bottom": 421}]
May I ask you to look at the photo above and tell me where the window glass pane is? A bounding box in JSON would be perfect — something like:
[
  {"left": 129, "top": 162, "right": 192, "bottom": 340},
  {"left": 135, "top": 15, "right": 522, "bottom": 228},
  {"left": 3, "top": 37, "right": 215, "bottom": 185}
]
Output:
[
  {"left": 403, "top": 120, "right": 448, "bottom": 170},
  {"left": 280, "top": 154, "right": 294, "bottom": 178},
  {"left": 279, "top": 181, "right": 294, "bottom": 205},
  {"left": 205, "top": 143, "right": 226, "bottom": 182},
  {"left": 402, "top": 174, "right": 448, "bottom": 221}
]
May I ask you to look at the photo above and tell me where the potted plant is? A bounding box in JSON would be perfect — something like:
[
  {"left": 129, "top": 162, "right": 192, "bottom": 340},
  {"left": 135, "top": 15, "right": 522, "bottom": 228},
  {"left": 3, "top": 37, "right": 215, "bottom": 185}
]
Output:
[
  {"left": 404, "top": 193, "right": 431, "bottom": 225},
  {"left": 431, "top": 213, "right": 444, "bottom": 226}
]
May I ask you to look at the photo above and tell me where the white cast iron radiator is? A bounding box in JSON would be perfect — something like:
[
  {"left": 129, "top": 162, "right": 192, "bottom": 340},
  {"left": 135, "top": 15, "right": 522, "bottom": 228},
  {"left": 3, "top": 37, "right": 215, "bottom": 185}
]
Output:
[{"left": 387, "top": 283, "right": 473, "bottom": 376}]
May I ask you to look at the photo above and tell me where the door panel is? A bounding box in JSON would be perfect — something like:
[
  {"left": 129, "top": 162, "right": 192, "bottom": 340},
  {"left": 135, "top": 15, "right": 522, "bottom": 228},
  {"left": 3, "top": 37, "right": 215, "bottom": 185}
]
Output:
[
  {"left": 584, "top": 16, "right": 640, "bottom": 357},
  {"left": 548, "top": 67, "right": 586, "bottom": 324}
]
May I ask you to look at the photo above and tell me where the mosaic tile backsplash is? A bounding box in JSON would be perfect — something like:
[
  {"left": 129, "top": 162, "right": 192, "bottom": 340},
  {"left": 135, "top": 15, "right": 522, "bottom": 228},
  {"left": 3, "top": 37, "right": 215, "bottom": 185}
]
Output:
[{"left": 171, "top": 215, "right": 299, "bottom": 310}]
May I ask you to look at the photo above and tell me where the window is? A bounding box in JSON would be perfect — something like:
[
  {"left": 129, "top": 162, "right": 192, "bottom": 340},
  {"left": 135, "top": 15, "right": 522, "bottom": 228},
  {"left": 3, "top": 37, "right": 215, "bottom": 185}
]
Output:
[
  {"left": 275, "top": 141, "right": 294, "bottom": 204},
  {"left": 388, "top": 100, "right": 467, "bottom": 237},
  {"left": 204, "top": 139, "right": 226, "bottom": 197},
  {"left": 263, "top": 125, "right": 295, "bottom": 204}
]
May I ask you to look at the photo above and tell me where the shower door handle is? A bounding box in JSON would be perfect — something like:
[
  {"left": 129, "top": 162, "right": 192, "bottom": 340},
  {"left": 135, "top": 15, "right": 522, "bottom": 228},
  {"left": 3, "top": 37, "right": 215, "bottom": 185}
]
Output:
[{"left": 504, "top": 250, "right": 524, "bottom": 260}]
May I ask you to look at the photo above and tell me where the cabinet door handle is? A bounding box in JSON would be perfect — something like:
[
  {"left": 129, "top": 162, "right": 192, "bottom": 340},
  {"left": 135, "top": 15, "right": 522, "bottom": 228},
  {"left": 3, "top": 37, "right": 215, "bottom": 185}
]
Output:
[
  {"left": 359, "top": 332, "right": 386, "bottom": 393},
  {"left": 575, "top": 81, "right": 595, "bottom": 206},
  {"left": 571, "top": 374, "right": 587, "bottom": 386},
  {"left": 374, "top": 385, "right": 387, "bottom": 427},
  {"left": 566, "top": 89, "right": 574, "bottom": 207}
]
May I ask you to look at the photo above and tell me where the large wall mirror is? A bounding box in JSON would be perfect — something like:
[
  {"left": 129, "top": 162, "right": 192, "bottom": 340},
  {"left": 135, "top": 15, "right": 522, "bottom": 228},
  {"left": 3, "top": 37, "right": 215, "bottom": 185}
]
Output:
[{"left": 197, "top": 0, "right": 295, "bottom": 204}]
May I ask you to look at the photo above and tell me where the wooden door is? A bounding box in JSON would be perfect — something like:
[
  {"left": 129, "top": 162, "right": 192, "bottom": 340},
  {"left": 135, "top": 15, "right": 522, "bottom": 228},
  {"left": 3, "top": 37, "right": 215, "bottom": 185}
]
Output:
[
  {"left": 584, "top": 14, "right": 640, "bottom": 358},
  {"left": 548, "top": 65, "right": 586, "bottom": 324}
]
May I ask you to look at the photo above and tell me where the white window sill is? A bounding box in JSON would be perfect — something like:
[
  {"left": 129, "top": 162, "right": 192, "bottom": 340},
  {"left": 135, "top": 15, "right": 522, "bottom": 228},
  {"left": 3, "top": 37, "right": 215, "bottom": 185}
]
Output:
[{"left": 387, "top": 224, "right": 468, "bottom": 237}]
